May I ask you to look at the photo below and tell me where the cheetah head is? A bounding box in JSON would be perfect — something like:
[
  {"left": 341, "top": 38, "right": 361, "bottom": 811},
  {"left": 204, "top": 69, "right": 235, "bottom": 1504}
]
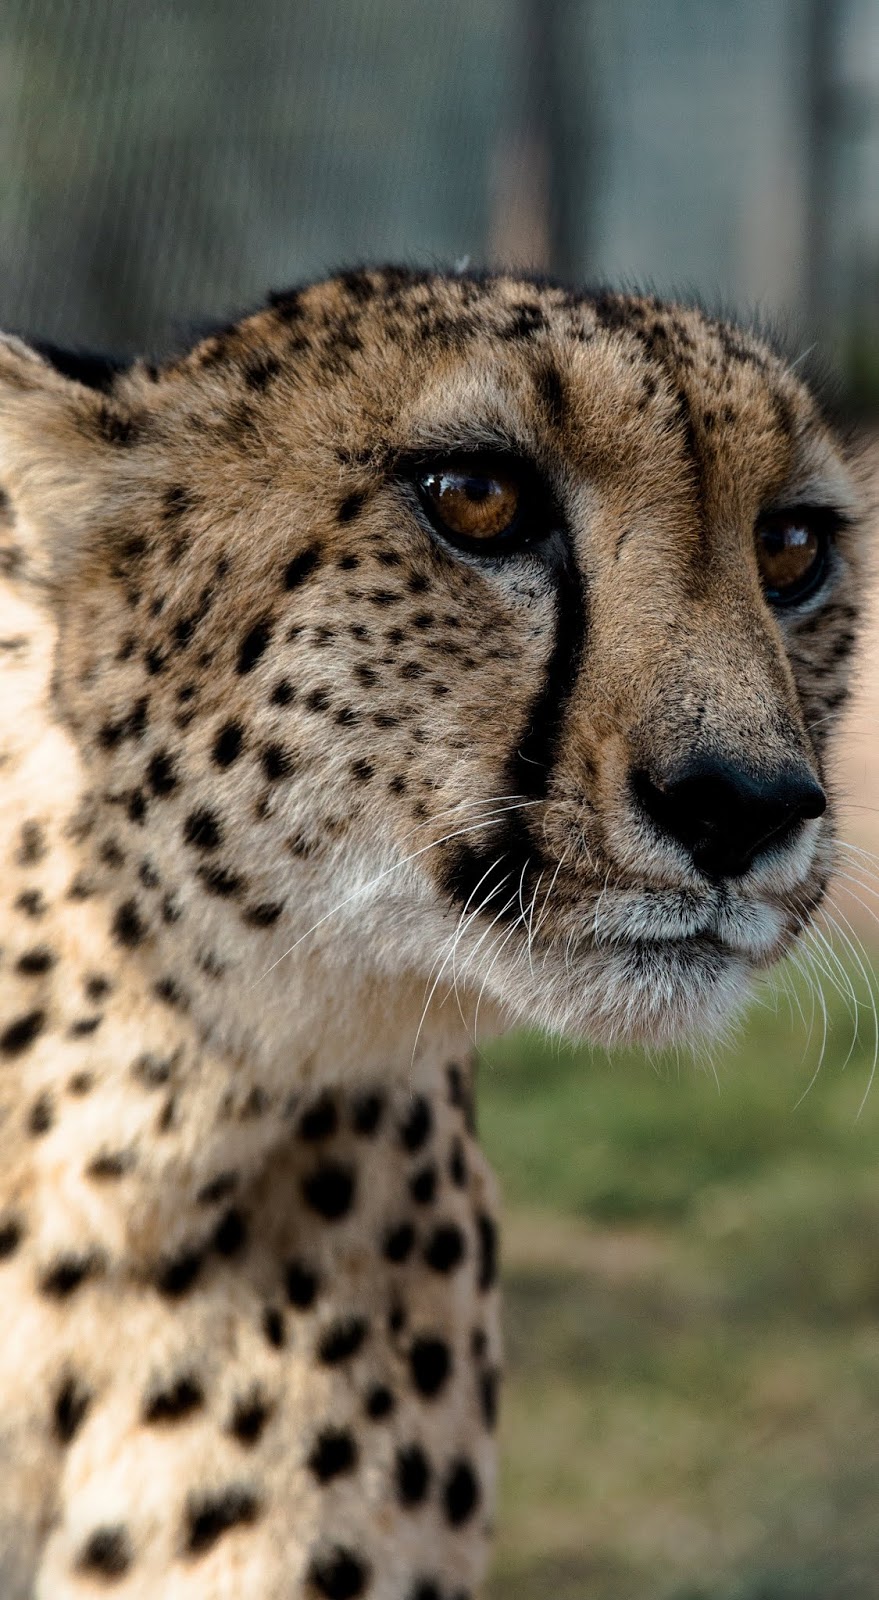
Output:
[{"left": 0, "top": 271, "right": 868, "bottom": 1064}]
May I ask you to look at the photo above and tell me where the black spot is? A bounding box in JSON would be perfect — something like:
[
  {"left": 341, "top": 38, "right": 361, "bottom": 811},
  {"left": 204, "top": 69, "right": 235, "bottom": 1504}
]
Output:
[
  {"left": 244, "top": 353, "right": 281, "bottom": 390},
  {"left": 338, "top": 553, "right": 359, "bottom": 571},
  {"left": 409, "top": 1585, "right": 441, "bottom": 1600},
  {"left": 351, "top": 1091, "right": 385, "bottom": 1135},
  {"left": 409, "top": 1165, "right": 437, "bottom": 1206},
  {"left": 131, "top": 1051, "right": 175, "bottom": 1088},
  {"left": 395, "top": 1443, "right": 431, "bottom": 1506},
  {"left": 338, "top": 492, "right": 366, "bottom": 523},
  {"left": 424, "top": 1224, "right": 466, "bottom": 1273},
  {"left": 480, "top": 1369, "right": 499, "bottom": 1430},
  {"left": 17, "top": 821, "right": 46, "bottom": 866},
  {"left": 383, "top": 1223, "right": 415, "bottom": 1263},
  {"left": 409, "top": 1337, "right": 451, "bottom": 1399},
  {"left": 138, "top": 859, "right": 160, "bottom": 889},
  {"left": 1, "top": 1008, "right": 46, "bottom": 1056},
  {"left": 54, "top": 1374, "right": 92, "bottom": 1443},
  {"left": 87, "top": 1149, "right": 134, "bottom": 1179},
  {"left": 68, "top": 1071, "right": 94, "bottom": 1095},
  {"left": 284, "top": 546, "right": 321, "bottom": 589},
  {"left": 40, "top": 1252, "right": 100, "bottom": 1298},
  {"left": 145, "top": 646, "right": 166, "bottom": 676},
  {"left": 156, "top": 1250, "right": 202, "bottom": 1297},
  {"left": 15, "top": 946, "right": 55, "bottom": 976},
  {"left": 237, "top": 618, "right": 273, "bottom": 674},
  {"left": 198, "top": 863, "right": 244, "bottom": 898},
  {"left": 162, "top": 483, "right": 191, "bottom": 522},
  {"left": 449, "top": 1138, "right": 468, "bottom": 1187},
  {"left": 503, "top": 300, "right": 548, "bottom": 340},
  {"left": 243, "top": 900, "right": 284, "bottom": 928},
  {"left": 77, "top": 1525, "right": 132, "bottom": 1578},
  {"left": 302, "top": 1162, "right": 355, "bottom": 1221},
  {"left": 535, "top": 359, "right": 568, "bottom": 428},
  {"left": 15, "top": 889, "right": 46, "bottom": 917},
  {"left": 447, "top": 1063, "right": 466, "bottom": 1106},
  {"left": 147, "top": 750, "right": 177, "bottom": 796},
  {"left": 400, "top": 1096, "right": 433, "bottom": 1153},
  {"left": 112, "top": 899, "right": 146, "bottom": 948},
  {"left": 28, "top": 1094, "right": 53, "bottom": 1136},
  {"left": 185, "top": 1486, "right": 260, "bottom": 1555},
  {"left": 308, "top": 1427, "right": 358, "bottom": 1483},
  {"left": 298, "top": 1093, "right": 338, "bottom": 1142},
  {"left": 261, "top": 742, "right": 294, "bottom": 781},
  {"left": 365, "top": 1384, "right": 395, "bottom": 1420},
  {"left": 0, "top": 1217, "right": 23, "bottom": 1258},
  {"left": 477, "top": 1212, "right": 498, "bottom": 1291},
  {"left": 307, "top": 1546, "right": 371, "bottom": 1599},
  {"left": 388, "top": 1303, "right": 406, "bottom": 1336},
  {"left": 306, "top": 686, "right": 331, "bottom": 713},
  {"left": 270, "top": 678, "right": 295, "bottom": 706},
  {"left": 151, "top": 972, "right": 184, "bottom": 1011},
  {"left": 230, "top": 1388, "right": 272, "bottom": 1445},
  {"left": 443, "top": 1459, "right": 480, "bottom": 1526},
  {"left": 101, "top": 838, "right": 126, "bottom": 868},
  {"left": 214, "top": 1208, "right": 247, "bottom": 1255},
  {"left": 286, "top": 1260, "right": 320, "bottom": 1309},
  {"left": 213, "top": 722, "right": 243, "bottom": 767},
  {"left": 144, "top": 1373, "right": 204, "bottom": 1423},
  {"left": 335, "top": 706, "right": 361, "bottom": 728},
  {"left": 317, "top": 1317, "right": 368, "bottom": 1365},
  {"left": 184, "top": 808, "right": 222, "bottom": 850},
  {"left": 198, "top": 1172, "right": 238, "bottom": 1206},
  {"left": 262, "top": 1306, "right": 286, "bottom": 1347},
  {"left": 127, "top": 696, "right": 149, "bottom": 739}
]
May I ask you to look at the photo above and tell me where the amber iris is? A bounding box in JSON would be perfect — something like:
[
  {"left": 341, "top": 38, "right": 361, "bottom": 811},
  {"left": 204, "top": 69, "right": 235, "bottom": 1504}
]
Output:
[
  {"left": 756, "top": 514, "right": 825, "bottom": 604},
  {"left": 421, "top": 464, "right": 521, "bottom": 543}
]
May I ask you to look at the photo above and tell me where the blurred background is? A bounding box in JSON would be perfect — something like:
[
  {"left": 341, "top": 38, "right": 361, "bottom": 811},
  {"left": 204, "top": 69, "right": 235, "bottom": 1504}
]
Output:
[{"left": 2, "top": 3, "right": 879, "bottom": 1596}]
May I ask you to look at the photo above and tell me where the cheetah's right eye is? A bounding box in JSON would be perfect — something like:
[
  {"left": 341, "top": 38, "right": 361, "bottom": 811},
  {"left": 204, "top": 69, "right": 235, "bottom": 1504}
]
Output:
[{"left": 415, "top": 457, "right": 526, "bottom": 550}]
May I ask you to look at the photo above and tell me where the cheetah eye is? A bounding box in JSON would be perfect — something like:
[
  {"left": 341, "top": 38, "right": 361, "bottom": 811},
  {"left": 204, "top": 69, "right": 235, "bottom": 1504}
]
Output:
[
  {"left": 756, "top": 508, "right": 833, "bottom": 607},
  {"left": 415, "top": 457, "right": 526, "bottom": 550}
]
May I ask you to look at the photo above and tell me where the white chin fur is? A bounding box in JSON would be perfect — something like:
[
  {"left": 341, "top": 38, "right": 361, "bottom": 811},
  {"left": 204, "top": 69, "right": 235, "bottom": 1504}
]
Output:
[
  {"left": 573, "top": 939, "right": 755, "bottom": 1048},
  {"left": 467, "top": 933, "right": 755, "bottom": 1052}
]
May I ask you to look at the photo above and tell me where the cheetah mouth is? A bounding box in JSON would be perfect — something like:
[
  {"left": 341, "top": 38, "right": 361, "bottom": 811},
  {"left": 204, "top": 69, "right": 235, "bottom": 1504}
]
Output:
[
  {"left": 564, "top": 887, "right": 810, "bottom": 1045},
  {"left": 591, "top": 887, "right": 790, "bottom": 966}
]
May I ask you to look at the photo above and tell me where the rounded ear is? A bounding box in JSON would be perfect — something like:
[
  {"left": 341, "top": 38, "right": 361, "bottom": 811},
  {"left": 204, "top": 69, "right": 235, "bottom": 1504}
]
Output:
[{"left": 0, "top": 333, "right": 142, "bottom": 591}]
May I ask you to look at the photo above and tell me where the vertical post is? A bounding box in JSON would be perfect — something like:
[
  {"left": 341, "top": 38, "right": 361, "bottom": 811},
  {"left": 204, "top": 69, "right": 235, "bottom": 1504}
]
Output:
[
  {"left": 490, "top": 0, "right": 590, "bottom": 283},
  {"left": 804, "top": 0, "right": 842, "bottom": 335}
]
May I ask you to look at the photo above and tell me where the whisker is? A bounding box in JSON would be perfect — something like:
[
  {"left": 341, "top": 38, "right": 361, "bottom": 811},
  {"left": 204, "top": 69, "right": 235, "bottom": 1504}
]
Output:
[{"left": 252, "top": 804, "right": 535, "bottom": 986}]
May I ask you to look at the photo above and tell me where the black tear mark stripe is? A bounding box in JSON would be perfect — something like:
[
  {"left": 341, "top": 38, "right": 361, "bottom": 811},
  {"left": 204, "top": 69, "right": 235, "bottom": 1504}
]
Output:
[{"left": 439, "top": 525, "right": 587, "bottom": 920}]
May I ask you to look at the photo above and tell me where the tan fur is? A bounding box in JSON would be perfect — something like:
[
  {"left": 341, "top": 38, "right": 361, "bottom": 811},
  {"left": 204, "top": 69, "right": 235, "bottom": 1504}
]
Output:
[{"left": 0, "top": 268, "right": 867, "bottom": 1598}]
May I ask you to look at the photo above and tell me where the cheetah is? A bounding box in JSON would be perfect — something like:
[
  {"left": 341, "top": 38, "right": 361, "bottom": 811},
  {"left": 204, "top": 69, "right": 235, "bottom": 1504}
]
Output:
[{"left": 0, "top": 267, "right": 868, "bottom": 1598}]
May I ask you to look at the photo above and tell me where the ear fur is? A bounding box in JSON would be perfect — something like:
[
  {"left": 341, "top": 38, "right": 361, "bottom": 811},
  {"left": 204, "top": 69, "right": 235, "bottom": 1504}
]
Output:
[{"left": 0, "top": 333, "right": 145, "bottom": 591}]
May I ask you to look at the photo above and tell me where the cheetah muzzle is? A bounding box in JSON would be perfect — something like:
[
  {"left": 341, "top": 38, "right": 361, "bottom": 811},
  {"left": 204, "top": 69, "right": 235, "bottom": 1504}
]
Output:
[{"left": 0, "top": 269, "right": 867, "bottom": 1598}]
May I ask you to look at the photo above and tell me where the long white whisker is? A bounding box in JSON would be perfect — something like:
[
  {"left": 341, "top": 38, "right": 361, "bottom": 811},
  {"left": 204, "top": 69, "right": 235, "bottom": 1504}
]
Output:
[{"left": 252, "top": 805, "right": 534, "bottom": 985}]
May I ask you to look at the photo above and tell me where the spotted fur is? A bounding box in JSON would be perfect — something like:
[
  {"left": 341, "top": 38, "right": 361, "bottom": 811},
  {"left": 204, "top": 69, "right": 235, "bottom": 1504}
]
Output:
[{"left": 0, "top": 267, "right": 869, "bottom": 1597}]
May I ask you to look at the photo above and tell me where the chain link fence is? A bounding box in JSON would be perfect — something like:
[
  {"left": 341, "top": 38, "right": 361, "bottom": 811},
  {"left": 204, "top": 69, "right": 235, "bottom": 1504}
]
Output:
[{"left": 0, "top": 0, "right": 877, "bottom": 393}]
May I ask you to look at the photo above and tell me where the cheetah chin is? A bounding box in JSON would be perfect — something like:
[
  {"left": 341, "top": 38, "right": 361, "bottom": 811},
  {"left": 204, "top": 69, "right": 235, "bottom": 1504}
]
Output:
[{"left": 0, "top": 267, "right": 867, "bottom": 1599}]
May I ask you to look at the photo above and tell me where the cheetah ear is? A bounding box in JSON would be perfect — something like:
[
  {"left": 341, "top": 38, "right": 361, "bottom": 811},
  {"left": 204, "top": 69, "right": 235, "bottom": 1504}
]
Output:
[{"left": 0, "top": 332, "right": 142, "bottom": 590}]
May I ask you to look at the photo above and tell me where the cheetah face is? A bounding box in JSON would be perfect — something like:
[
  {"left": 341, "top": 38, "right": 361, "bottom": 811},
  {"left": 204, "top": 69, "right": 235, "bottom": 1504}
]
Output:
[{"left": 0, "top": 271, "right": 867, "bottom": 1056}]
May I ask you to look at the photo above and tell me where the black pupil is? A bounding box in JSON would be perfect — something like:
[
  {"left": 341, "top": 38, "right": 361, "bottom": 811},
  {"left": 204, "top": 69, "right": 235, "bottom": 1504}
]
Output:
[{"left": 464, "top": 477, "right": 491, "bottom": 501}]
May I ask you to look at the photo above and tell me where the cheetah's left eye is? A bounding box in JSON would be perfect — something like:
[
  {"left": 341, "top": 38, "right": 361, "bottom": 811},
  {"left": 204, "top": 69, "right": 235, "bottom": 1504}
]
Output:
[
  {"left": 756, "top": 508, "right": 833, "bottom": 607},
  {"left": 415, "top": 457, "right": 525, "bottom": 549}
]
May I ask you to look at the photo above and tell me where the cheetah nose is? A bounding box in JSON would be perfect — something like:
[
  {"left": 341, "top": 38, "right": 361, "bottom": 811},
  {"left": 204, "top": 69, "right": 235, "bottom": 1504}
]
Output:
[{"left": 632, "top": 754, "right": 826, "bottom": 879}]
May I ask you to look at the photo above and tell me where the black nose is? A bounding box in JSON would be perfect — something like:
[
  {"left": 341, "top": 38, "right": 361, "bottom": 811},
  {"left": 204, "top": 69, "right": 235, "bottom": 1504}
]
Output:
[{"left": 632, "top": 756, "right": 826, "bottom": 879}]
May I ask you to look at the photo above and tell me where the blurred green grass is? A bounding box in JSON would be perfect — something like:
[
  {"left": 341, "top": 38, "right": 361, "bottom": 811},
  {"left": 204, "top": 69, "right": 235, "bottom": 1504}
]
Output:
[{"left": 478, "top": 958, "right": 879, "bottom": 1600}]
